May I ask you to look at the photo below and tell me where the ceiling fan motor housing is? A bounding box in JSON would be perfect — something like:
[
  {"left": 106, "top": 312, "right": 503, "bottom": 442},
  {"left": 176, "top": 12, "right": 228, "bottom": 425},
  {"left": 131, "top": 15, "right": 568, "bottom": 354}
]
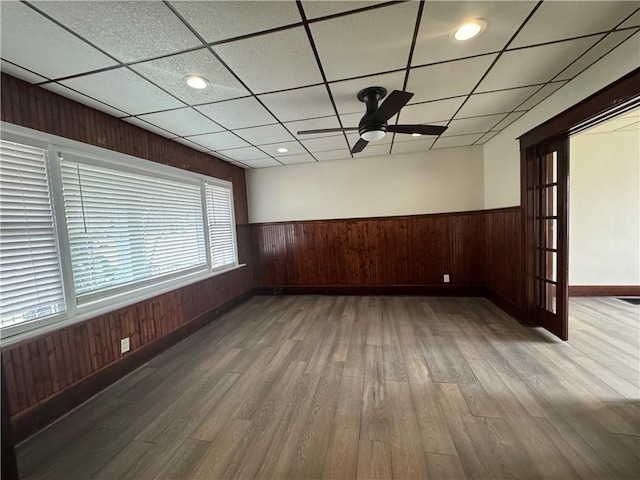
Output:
[{"left": 357, "top": 86, "right": 388, "bottom": 138}]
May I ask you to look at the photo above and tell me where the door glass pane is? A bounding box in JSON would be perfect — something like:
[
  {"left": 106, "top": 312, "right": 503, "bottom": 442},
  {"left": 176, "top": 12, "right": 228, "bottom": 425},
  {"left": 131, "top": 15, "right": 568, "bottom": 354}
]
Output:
[
  {"left": 541, "top": 152, "right": 557, "bottom": 184},
  {"left": 545, "top": 251, "right": 557, "bottom": 282},
  {"left": 545, "top": 282, "right": 557, "bottom": 313},
  {"left": 545, "top": 219, "right": 557, "bottom": 249}
]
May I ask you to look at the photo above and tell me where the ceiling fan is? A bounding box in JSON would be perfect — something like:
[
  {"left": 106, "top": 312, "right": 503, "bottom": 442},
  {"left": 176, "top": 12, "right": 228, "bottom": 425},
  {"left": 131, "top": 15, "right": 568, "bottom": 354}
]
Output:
[{"left": 297, "top": 86, "right": 448, "bottom": 154}]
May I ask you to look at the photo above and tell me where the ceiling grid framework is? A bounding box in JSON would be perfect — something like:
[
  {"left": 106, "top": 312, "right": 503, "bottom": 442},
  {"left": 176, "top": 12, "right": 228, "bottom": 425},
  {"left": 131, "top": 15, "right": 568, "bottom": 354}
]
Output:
[{"left": 0, "top": 0, "right": 638, "bottom": 168}]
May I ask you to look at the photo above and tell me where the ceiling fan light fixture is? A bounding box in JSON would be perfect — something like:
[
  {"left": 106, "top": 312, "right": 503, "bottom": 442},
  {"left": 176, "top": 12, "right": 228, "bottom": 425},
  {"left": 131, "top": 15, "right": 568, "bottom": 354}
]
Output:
[
  {"left": 184, "top": 75, "right": 209, "bottom": 89},
  {"left": 452, "top": 19, "right": 487, "bottom": 42},
  {"left": 412, "top": 133, "right": 422, "bottom": 137},
  {"left": 361, "top": 129, "right": 386, "bottom": 142}
]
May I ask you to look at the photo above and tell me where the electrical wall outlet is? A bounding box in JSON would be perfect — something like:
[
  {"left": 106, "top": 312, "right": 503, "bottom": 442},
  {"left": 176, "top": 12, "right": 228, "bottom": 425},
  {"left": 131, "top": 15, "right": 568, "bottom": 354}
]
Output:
[
  {"left": 443, "top": 274, "right": 450, "bottom": 283},
  {"left": 121, "top": 337, "right": 130, "bottom": 354}
]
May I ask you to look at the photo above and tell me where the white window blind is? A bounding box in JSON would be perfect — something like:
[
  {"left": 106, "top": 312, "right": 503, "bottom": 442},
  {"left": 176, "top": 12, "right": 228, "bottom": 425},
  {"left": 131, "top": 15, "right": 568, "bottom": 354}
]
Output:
[
  {"left": 60, "top": 160, "right": 207, "bottom": 302},
  {"left": 205, "top": 183, "right": 236, "bottom": 270},
  {"left": 0, "top": 140, "right": 65, "bottom": 326}
]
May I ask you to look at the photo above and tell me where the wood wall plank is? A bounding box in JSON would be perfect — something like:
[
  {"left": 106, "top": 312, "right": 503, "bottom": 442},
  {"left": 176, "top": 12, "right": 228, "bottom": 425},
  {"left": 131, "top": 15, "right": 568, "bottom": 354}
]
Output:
[{"left": 0, "top": 73, "right": 252, "bottom": 420}]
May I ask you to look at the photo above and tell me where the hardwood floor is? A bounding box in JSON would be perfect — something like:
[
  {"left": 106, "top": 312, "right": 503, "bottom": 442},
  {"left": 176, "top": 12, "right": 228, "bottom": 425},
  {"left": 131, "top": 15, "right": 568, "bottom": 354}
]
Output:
[{"left": 16, "top": 296, "right": 640, "bottom": 479}]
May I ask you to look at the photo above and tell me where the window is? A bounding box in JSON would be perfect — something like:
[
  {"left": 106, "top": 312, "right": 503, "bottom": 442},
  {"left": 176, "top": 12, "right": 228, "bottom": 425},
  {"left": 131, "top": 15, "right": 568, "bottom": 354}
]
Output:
[
  {"left": 0, "top": 131, "right": 239, "bottom": 339},
  {"left": 0, "top": 140, "right": 65, "bottom": 327}
]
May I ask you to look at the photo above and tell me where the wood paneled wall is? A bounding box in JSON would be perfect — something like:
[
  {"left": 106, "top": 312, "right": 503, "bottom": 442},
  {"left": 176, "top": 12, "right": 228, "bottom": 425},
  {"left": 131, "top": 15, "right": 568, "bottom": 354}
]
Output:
[
  {"left": 252, "top": 208, "right": 521, "bottom": 301},
  {"left": 0, "top": 74, "right": 253, "bottom": 432},
  {"left": 483, "top": 208, "right": 524, "bottom": 316}
]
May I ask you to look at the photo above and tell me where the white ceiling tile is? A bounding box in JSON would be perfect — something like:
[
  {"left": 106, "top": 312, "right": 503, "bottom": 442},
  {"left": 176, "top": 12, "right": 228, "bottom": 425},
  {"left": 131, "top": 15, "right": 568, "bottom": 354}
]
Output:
[
  {"left": 213, "top": 27, "right": 322, "bottom": 94},
  {"left": 433, "top": 133, "right": 483, "bottom": 149},
  {"left": 137, "top": 108, "right": 223, "bottom": 137},
  {"left": 490, "top": 111, "right": 526, "bottom": 131},
  {"left": 186, "top": 131, "right": 249, "bottom": 150},
  {"left": 61, "top": 68, "right": 184, "bottom": 115},
  {"left": 444, "top": 114, "right": 507, "bottom": 137},
  {"left": 412, "top": 1, "right": 536, "bottom": 65},
  {"left": 330, "top": 72, "right": 406, "bottom": 114},
  {"left": 510, "top": 1, "right": 639, "bottom": 48},
  {"left": 407, "top": 54, "right": 498, "bottom": 103},
  {"left": 42, "top": 83, "right": 129, "bottom": 117},
  {"left": 397, "top": 97, "right": 467, "bottom": 124},
  {"left": 242, "top": 158, "right": 282, "bottom": 168},
  {"left": 231, "top": 161, "right": 250, "bottom": 169},
  {"left": 300, "top": 135, "right": 349, "bottom": 152},
  {"left": 259, "top": 85, "right": 335, "bottom": 122},
  {"left": 391, "top": 138, "right": 436, "bottom": 154},
  {"left": 310, "top": 2, "right": 419, "bottom": 81},
  {"left": 393, "top": 126, "right": 447, "bottom": 143},
  {"left": 285, "top": 116, "right": 343, "bottom": 139},
  {"left": 277, "top": 153, "right": 316, "bottom": 165},
  {"left": 476, "top": 131, "right": 500, "bottom": 144},
  {"left": 517, "top": 81, "right": 567, "bottom": 111},
  {"left": 123, "top": 117, "right": 177, "bottom": 139},
  {"left": 258, "top": 140, "right": 308, "bottom": 157},
  {"left": 196, "top": 97, "right": 277, "bottom": 129},
  {"left": 173, "top": 137, "right": 212, "bottom": 153},
  {"left": 235, "top": 124, "right": 294, "bottom": 145},
  {"left": 556, "top": 30, "right": 640, "bottom": 81},
  {"left": 130, "top": 49, "right": 250, "bottom": 105},
  {"left": 1, "top": 60, "right": 48, "bottom": 83},
  {"left": 618, "top": 9, "right": 640, "bottom": 29},
  {"left": 169, "top": 1, "right": 301, "bottom": 43},
  {"left": 32, "top": 1, "right": 201, "bottom": 63},
  {"left": 478, "top": 36, "right": 602, "bottom": 92},
  {"left": 217, "top": 147, "right": 269, "bottom": 162},
  {"left": 456, "top": 85, "right": 540, "bottom": 118},
  {"left": 314, "top": 149, "right": 352, "bottom": 161},
  {"left": 352, "top": 144, "right": 392, "bottom": 158},
  {"left": 302, "top": 1, "right": 383, "bottom": 19},
  {"left": 0, "top": 1, "right": 116, "bottom": 79}
]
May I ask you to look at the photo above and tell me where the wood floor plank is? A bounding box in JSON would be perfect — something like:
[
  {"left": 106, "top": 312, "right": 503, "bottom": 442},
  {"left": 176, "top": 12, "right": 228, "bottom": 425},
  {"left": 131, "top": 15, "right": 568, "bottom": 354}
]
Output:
[
  {"left": 360, "top": 345, "right": 390, "bottom": 442},
  {"left": 16, "top": 296, "right": 639, "bottom": 480},
  {"left": 357, "top": 440, "right": 392, "bottom": 480},
  {"left": 322, "top": 375, "right": 363, "bottom": 480},
  {"left": 386, "top": 380, "right": 429, "bottom": 479}
]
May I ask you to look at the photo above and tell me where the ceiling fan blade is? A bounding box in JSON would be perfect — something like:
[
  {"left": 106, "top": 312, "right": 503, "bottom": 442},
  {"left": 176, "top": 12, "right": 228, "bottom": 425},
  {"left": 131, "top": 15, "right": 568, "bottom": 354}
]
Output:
[
  {"left": 297, "top": 127, "right": 358, "bottom": 135},
  {"left": 373, "top": 90, "right": 414, "bottom": 123},
  {"left": 351, "top": 138, "right": 368, "bottom": 154},
  {"left": 388, "top": 124, "right": 448, "bottom": 136}
]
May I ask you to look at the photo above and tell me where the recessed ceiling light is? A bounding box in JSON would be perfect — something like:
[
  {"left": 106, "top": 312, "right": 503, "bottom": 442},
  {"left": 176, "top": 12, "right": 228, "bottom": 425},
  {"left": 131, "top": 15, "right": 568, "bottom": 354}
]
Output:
[
  {"left": 451, "top": 19, "right": 487, "bottom": 42},
  {"left": 184, "top": 75, "right": 209, "bottom": 89},
  {"left": 276, "top": 147, "right": 289, "bottom": 153},
  {"left": 412, "top": 133, "right": 422, "bottom": 137}
]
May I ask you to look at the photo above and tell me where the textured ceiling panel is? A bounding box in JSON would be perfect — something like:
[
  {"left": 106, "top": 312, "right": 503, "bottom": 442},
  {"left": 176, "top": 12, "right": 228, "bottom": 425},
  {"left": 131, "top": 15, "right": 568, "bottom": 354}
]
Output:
[
  {"left": 412, "top": 1, "right": 535, "bottom": 65},
  {"left": 169, "top": 0, "right": 301, "bottom": 43},
  {"left": 310, "top": 2, "right": 419, "bottom": 81},
  {"left": 32, "top": 0, "right": 201, "bottom": 63},
  {"left": 131, "top": 49, "right": 250, "bottom": 105},
  {"left": 213, "top": 27, "right": 323, "bottom": 94},
  {"left": 60, "top": 68, "right": 184, "bottom": 115},
  {"left": 2, "top": 0, "right": 637, "bottom": 168},
  {"left": 0, "top": 1, "right": 116, "bottom": 79}
]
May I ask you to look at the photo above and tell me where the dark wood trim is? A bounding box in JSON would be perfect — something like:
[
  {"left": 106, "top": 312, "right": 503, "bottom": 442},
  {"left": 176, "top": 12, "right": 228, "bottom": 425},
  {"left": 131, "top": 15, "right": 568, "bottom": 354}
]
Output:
[
  {"left": 253, "top": 285, "right": 485, "bottom": 296},
  {"left": 568, "top": 285, "right": 640, "bottom": 297},
  {"left": 520, "top": 68, "right": 640, "bottom": 148},
  {"left": 484, "top": 287, "right": 526, "bottom": 323},
  {"left": 250, "top": 206, "right": 521, "bottom": 226},
  {"left": 10, "top": 289, "right": 255, "bottom": 444},
  {"left": 1, "top": 358, "right": 19, "bottom": 480}
]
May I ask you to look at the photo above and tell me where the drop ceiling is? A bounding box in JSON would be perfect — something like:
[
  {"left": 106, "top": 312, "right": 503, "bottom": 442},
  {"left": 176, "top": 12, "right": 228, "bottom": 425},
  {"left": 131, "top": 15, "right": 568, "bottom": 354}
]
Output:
[{"left": 1, "top": 1, "right": 638, "bottom": 169}]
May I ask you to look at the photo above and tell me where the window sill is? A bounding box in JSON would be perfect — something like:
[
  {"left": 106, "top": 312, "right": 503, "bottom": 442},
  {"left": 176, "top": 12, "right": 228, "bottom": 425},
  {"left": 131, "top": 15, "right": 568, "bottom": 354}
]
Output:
[{"left": 0, "top": 263, "right": 247, "bottom": 347}]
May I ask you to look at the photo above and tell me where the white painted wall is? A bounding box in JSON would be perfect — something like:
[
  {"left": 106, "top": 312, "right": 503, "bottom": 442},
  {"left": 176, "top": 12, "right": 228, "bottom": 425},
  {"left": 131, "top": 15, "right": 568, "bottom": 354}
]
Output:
[
  {"left": 247, "top": 146, "right": 484, "bottom": 223},
  {"left": 569, "top": 129, "right": 640, "bottom": 286},
  {"left": 483, "top": 37, "right": 640, "bottom": 209}
]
